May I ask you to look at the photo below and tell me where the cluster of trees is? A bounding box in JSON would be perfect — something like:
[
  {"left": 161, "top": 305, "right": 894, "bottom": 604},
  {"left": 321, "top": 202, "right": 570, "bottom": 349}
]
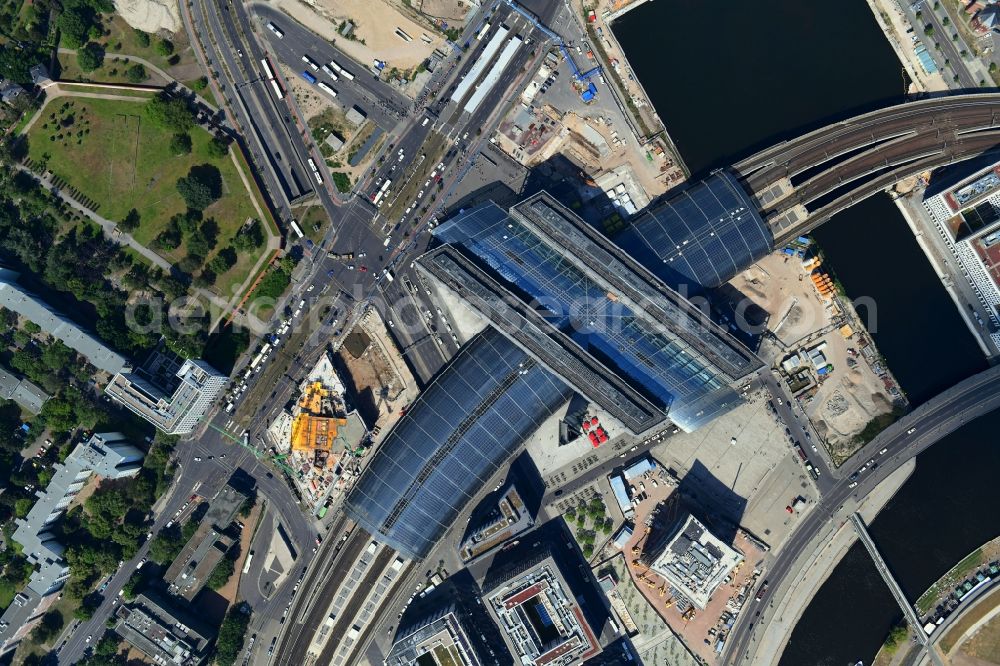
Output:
[
  {"left": 125, "top": 63, "right": 147, "bottom": 83},
  {"left": 58, "top": 0, "right": 114, "bottom": 49},
  {"left": 565, "top": 498, "right": 612, "bottom": 558},
  {"left": 77, "top": 41, "right": 105, "bottom": 72},
  {"left": 0, "top": 165, "right": 209, "bottom": 358},
  {"left": 205, "top": 552, "right": 236, "bottom": 590},
  {"left": 213, "top": 603, "right": 252, "bottom": 666},
  {"left": 176, "top": 164, "right": 222, "bottom": 211},
  {"left": 145, "top": 93, "right": 195, "bottom": 133},
  {"left": 57, "top": 434, "right": 177, "bottom": 605},
  {"left": 255, "top": 255, "right": 297, "bottom": 302}
]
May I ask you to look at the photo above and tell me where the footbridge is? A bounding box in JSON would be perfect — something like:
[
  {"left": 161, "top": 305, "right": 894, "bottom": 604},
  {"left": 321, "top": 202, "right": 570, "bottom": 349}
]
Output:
[
  {"left": 618, "top": 93, "right": 1000, "bottom": 292},
  {"left": 850, "top": 513, "right": 946, "bottom": 666}
]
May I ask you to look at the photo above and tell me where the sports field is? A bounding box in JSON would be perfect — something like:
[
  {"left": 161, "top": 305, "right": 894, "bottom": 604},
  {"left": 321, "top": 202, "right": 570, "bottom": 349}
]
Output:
[{"left": 26, "top": 95, "right": 271, "bottom": 296}]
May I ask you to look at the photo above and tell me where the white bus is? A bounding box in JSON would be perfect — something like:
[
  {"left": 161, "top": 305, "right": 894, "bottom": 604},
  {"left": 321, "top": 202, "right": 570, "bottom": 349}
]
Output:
[
  {"left": 269, "top": 79, "right": 284, "bottom": 99},
  {"left": 372, "top": 190, "right": 386, "bottom": 206},
  {"left": 249, "top": 351, "right": 264, "bottom": 370},
  {"left": 260, "top": 58, "right": 275, "bottom": 80},
  {"left": 317, "top": 81, "right": 337, "bottom": 98},
  {"left": 242, "top": 551, "right": 254, "bottom": 575},
  {"left": 328, "top": 60, "right": 343, "bottom": 74},
  {"left": 267, "top": 22, "right": 284, "bottom": 38},
  {"left": 380, "top": 179, "right": 392, "bottom": 193},
  {"left": 290, "top": 220, "right": 304, "bottom": 238},
  {"left": 321, "top": 64, "right": 339, "bottom": 80},
  {"left": 476, "top": 21, "right": 491, "bottom": 40},
  {"left": 301, "top": 55, "right": 320, "bottom": 71}
]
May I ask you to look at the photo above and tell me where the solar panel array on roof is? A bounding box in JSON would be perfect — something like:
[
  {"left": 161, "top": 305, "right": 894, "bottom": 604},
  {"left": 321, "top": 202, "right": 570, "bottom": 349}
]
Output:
[
  {"left": 432, "top": 195, "right": 751, "bottom": 432},
  {"left": 344, "top": 330, "right": 570, "bottom": 560},
  {"left": 615, "top": 171, "right": 773, "bottom": 290}
]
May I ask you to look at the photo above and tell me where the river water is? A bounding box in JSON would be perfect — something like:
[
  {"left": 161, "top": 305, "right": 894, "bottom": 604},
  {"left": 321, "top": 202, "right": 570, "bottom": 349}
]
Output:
[{"left": 613, "top": 1, "right": 994, "bottom": 664}]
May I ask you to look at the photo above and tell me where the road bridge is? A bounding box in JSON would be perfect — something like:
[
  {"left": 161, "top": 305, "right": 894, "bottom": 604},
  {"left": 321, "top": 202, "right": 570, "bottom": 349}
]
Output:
[{"left": 725, "top": 363, "right": 1000, "bottom": 666}]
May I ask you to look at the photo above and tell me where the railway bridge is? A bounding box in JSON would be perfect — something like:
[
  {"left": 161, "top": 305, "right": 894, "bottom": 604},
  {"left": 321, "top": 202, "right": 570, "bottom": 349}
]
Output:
[{"left": 617, "top": 93, "right": 1000, "bottom": 291}]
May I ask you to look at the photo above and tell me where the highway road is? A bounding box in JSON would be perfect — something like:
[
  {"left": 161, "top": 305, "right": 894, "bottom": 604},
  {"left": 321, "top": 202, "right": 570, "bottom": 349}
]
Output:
[
  {"left": 253, "top": 3, "right": 410, "bottom": 130},
  {"left": 725, "top": 363, "right": 1000, "bottom": 666}
]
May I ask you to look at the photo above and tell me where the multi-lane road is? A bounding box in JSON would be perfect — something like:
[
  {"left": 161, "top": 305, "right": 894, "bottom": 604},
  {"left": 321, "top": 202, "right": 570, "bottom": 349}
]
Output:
[{"left": 726, "top": 363, "right": 1000, "bottom": 665}]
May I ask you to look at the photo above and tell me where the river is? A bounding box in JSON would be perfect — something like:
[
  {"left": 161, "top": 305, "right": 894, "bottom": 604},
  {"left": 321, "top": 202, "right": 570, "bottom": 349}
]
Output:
[{"left": 613, "top": 1, "right": 993, "bottom": 664}]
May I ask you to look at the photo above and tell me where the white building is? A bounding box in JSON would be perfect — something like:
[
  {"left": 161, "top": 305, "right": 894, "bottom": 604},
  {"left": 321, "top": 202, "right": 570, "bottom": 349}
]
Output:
[{"left": 106, "top": 359, "right": 227, "bottom": 435}]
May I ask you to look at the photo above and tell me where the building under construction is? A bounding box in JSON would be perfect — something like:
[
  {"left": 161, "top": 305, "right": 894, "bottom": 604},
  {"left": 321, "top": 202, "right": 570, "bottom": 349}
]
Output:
[{"left": 290, "top": 382, "right": 350, "bottom": 470}]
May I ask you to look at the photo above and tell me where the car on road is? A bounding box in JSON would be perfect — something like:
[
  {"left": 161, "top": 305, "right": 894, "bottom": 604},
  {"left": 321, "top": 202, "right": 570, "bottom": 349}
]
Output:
[
  {"left": 359, "top": 266, "right": 368, "bottom": 272},
  {"left": 907, "top": 427, "right": 917, "bottom": 434},
  {"left": 849, "top": 481, "right": 858, "bottom": 489},
  {"left": 193, "top": 457, "right": 202, "bottom": 462},
  {"left": 85, "top": 635, "right": 92, "bottom": 644},
  {"left": 879, "top": 447, "right": 888, "bottom": 455}
]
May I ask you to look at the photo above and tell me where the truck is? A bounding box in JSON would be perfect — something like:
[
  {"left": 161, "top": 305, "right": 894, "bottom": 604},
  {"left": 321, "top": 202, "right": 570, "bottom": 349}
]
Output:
[{"left": 328, "top": 251, "right": 355, "bottom": 261}]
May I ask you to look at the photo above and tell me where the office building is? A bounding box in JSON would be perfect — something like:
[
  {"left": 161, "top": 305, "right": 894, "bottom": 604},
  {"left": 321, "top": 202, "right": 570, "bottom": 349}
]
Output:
[
  {"left": 106, "top": 358, "right": 227, "bottom": 435},
  {"left": 421, "top": 191, "right": 762, "bottom": 433},
  {"left": 641, "top": 508, "right": 743, "bottom": 610},
  {"left": 385, "top": 605, "right": 484, "bottom": 666},
  {"left": 114, "top": 592, "right": 213, "bottom": 666},
  {"left": 0, "top": 268, "right": 128, "bottom": 375},
  {"left": 483, "top": 553, "right": 601, "bottom": 666},
  {"left": 0, "top": 434, "right": 143, "bottom": 654}
]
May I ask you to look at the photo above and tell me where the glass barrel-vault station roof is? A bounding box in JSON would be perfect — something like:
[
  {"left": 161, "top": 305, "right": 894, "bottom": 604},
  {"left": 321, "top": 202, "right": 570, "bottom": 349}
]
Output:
[
  {"left": 343, "top": 329, "right": 571, "bottom": 560},
  {"left": 614, "top": 170, "right": 774, "bottom": 290},
  {"left": 430, "top": 192, "right": 761, "bottom": 432}
]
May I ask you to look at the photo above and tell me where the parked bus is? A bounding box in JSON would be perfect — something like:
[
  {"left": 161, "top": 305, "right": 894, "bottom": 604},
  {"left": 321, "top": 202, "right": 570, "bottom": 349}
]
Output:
[
  {"left": 242, "top": 551, "right": 254, "bottom": 575},
  {"left": 289, "top": 220, "right": 304, "bottom": 239},
  {"left": 269, "top": 79, "right": 284, "bottom": 99},
  {"left": 301, "top": 70, "right": 317, "bottom": 84},
  {"left": 267, "top": 22, "right": 284, "bottom": 38},
  {"left": 301, "top": 54, "right": 320, "bottom": 71},
  {"left": 317, "top": 81, "right": 337, "bottom": 98},
  {"left": 321, "top": 64, "right": 339, "bottom": 80}
]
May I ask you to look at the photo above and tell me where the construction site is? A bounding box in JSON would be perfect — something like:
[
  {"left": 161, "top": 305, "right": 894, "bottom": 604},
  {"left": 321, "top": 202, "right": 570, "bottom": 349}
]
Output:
[
  {"left": 267, "top": 354, "right": 368, "bottom": 514},
  {"left": 729, "top": 242, "right": 908, "bottom": 465}
]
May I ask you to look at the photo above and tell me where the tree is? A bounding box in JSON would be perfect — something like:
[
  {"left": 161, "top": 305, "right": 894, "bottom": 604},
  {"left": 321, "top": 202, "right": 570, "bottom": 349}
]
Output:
[
  {"left": 145, "top": 94, "right": 194, "bottom": 132},
  {"left": 77, "top": 42, "right": 104, "bottom": 72},
  {"left": 33, "top": 609, "right": 63, "bottom": 644},
  {"left": 156, "top": 39, "right": 174, "bottom": 56},
  {"left": 209, "top": 247, "right": 237, "bottom": 274},
  {"left": 191, "top": 76, "right": 208, "bottom": 91},
  {"left": 119, "top": 208, "right": 140, "bottom": 233},
  {"left": 206, "top": 554, "right": 235, "bottom": 590},
  {"left": 206, "top": 136, "right": 229, "bottom": 159},
  {"left": 14, "top": 498, "right": 31, "bottom": 518},
  {"left": 134, "top": 29, "right": 150, "bottom": 48},
  {"left": 232, "top": 220, "right": 264, "bottom": 252},
  {"left": 125, "top": 63, "right": 147, "bottom": 83},
  {"left": 924, "top": 24, "right": 935, "bottom": 37},
  {"left": 213, "top": 604, "right": 251, "bottom": 666},
  {"left": 59, "top": 7, "right": 94, "bottom": 49},
  {"left": 176, "top": 164, "right": 222, "bottom": 210},
  {"left": 169, "top": 133, "right": 192, "bottom": 155}
]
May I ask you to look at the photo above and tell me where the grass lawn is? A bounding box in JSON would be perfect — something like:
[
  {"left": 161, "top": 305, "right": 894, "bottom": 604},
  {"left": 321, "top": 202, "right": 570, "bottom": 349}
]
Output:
[
  {"left": 293, "top": 205, "right": 330, "bottom": 243},
  {"left": 26, "top": 95, "right": 268, "bottom": 298},
  {"left": 99, "top": 14, "right": 197, "bottom": 73},
  {"left": 56, "top": 52, "right": 158, "bottom": 86}
]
